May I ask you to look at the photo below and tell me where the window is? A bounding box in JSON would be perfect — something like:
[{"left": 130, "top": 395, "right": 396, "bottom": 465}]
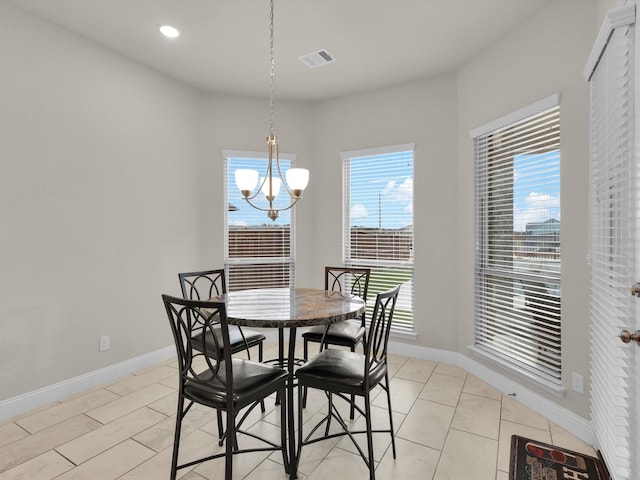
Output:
[
  {"left": 224, "top": 151, "right": 296, "bottom": 291},
  {"left": 472, "top": 95, "right": 561, "bottom": 389},
  {"left": 342, "top": 144, "right": 415, "bottom": 334}
]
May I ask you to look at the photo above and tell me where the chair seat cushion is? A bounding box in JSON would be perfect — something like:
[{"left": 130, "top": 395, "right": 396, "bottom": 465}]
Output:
[
  {"left": 302, "top": 320, "right": 365, "bottom": 347},
  {"left": 184, "top": 358, "right": 287, "bottom": 410},
  {"left": 192, "top": 325, "right": 266, "bottom": 358},
  {"left": 296, "top": 349, "right": 386, "bottom": 393}
]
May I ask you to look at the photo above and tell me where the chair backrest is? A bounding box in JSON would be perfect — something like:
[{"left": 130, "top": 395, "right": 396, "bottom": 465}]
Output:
[
  {"left": 365, "top": 285, "right": 400, "bottom": 372},
  {"left": 162, "top": 294, "right": 233, "bottom": 395},
  {"left": 325, "top": 267, "right": 371, "bottom": 302},
  {"left": 179, "top": 269, "right": 227, "bottom": 300}
]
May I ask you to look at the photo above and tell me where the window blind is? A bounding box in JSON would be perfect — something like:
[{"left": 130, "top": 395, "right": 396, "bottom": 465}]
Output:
[
  {"left": 342, "top": 145, "right": 414, "bottom": 334},
  {"left": 588, "top": 22, "right": 634, "bottom": 480},
  {"left": 473, "top": 102, "right": 562, "bottom": 386},
  {"left": 224, "top": 155, "right": 295, "bottom": 291}
]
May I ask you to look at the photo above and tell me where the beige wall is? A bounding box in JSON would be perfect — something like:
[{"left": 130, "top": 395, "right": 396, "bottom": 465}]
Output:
[
  {"left": 456, "top": 0, "right": 601, "bottom": 418},
  {"left": 0, "top": 3, "right": 202, "bottom": 399},
  {"left": 0, "top": 2, "right": 316, "bottom": 403},
  {"left": 0, "top": 0, "right": 617, "bottom": 423}
]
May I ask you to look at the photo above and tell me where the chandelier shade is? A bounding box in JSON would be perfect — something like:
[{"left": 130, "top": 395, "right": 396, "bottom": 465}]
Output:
[{"left": 235, "top": 169, "right": 259, "bottom": 194}]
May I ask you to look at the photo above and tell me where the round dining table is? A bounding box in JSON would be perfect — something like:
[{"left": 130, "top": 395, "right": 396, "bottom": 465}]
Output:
[{"left": 211, "top": 287, "right": 366, "bottom": 479}]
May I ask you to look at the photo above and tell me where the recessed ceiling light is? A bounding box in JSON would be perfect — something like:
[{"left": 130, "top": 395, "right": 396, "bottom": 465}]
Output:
[{"left": 159, "top": 25, "right": 180, "bottom": 38}]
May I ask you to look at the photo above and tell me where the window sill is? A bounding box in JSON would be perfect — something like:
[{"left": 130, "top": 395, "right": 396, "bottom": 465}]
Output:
[{"left": 467, "top": 345, "right": 566, "bottom": 398}]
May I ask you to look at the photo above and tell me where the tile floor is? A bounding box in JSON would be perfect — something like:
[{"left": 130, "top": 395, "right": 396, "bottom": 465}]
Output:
[{"left": 0, "top": 342, "right": 597, "bottom": 479}]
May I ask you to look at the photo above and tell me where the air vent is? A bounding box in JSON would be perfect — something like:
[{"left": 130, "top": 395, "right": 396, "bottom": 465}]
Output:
[{"left": 299, "top": 49, "right": 336, "bottom": 68}]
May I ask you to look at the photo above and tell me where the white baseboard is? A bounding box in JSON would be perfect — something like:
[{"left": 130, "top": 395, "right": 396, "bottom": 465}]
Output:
[
  {"left": 388, "top": 340, "right": 594, "bottom": 447},
  {"left": 0, "top": 346, "right": 175, "bottom": 421},
  {"left": 1, "top": 339, "right": 595, "bottom": 449},
  {"left": 388, "top": 340, "right": 459, "bottom": 365}
]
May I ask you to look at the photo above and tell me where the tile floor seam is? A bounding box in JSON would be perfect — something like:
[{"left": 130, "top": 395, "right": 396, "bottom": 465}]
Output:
[
  {"left": 449, "top": 425, "right": 502, "bottom": 443},
  {"left": 459, "top": 389, "right": 502, "bottom": 402},
  {"left": 12, "top": 421, "right": 30, "bottom": 439},
  {"left": 389, "top": 434, "right": 442, "bottom": 454},
  {"left": 423, "top": 390, "right": 458, "bottom": 480},
  {"left": 53, "top": 447, "right": 79, "bottom": 467},
  {"left": 429, "top": 428, "right": 449, "bottom": 480}
]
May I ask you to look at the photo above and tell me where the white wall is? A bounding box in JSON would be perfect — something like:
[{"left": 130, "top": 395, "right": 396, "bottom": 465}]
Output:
[
  {"left": 456, "top": 0, "right": 601, "bottom": 418},
  {"left": 0, "top": 3, "right": 202, "bottom": 400}
]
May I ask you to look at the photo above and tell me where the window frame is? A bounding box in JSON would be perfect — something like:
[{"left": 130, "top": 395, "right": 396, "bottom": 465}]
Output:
[{"left": 470, "top": 95, "right": 564, "bottom": 395}]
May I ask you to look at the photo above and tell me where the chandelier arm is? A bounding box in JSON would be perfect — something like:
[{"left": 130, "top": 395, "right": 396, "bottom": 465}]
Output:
[
  {"left": 274, "top": 196, "right": 301, "bottom": 212},
  {"left": 240, "top": 196, "right": 283, "bottom": 213},
  {"left": 240, "top": 195, "right": 301, "bottom": 213},
  {"left": 273, "top": 144, "right": 297, "bottom": 199}
]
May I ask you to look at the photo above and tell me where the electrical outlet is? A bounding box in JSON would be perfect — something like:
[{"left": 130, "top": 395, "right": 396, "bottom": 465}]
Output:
[
  {"left": 571, "top": 372, "right": 584, "bottom": 394},
  {"left": 99, "top": 335, "right": 110, "bottom": 352}
]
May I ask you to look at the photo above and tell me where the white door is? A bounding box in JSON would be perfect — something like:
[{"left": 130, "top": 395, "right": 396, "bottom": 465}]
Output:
[
  {"left": 633, "top": 3, "right": 640, "bottom": 475},
  {"left": 586, "top": 4, "right": 638, "bottom": 480}
]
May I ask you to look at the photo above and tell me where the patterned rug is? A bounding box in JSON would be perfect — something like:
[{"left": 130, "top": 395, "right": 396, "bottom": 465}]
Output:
[{"left": 509, "top": 435, "right": 610, "bottom": 480}]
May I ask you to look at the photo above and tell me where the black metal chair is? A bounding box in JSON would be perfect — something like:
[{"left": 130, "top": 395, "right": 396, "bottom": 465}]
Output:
[
  {"left": 178, "top": 269, "right": 267, "bottom": 439},
  {"left": 301, "top": 266, "right": 371, "bottom": 418},
  {"left": 295, "top": 285, "right": 400, "bottom": 480},
  {"left": 179, "top": 269, "right": 266, "bottom": 361},
  {"left": 162, "top": 295, "right": 289, "bottom": 480}
]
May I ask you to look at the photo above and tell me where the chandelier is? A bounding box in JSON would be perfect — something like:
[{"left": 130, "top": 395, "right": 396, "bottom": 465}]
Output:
[{"left": 234, "top": 0, "right": 309, "bottom": 221}]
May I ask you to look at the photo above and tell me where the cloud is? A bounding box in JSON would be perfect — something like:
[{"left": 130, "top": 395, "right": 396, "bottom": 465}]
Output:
[
  {"left": 382, "top": 177, "right": 413, "bottom": 202},
  {"left": 514, "top": 191, "right": 560, "bottom": 231},
  {"left": 351, "top": 203, "right": 368, "bottom": 220},
  {"left": 382, "top": 180, "right": 397, "bottom": 195},
  {"left": 396, "top": 178, "right": 413, "bottom": 202},
  {"left": 404, "top": 201, "right": 413, "bottom": 214}
]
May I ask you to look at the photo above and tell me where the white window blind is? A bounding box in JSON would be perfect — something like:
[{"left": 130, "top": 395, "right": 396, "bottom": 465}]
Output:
[
  {"left": 473, "top": 100, "right": 562, "bottom": 387},
  {"left": 342, "top": 144, "right": 414, "bottom": 334},
  {"left": 224, "top": 154, "right": 295, "bottom": 291},
  {"left": 588, "top": 20, "right": 634, "bottom": 480}
]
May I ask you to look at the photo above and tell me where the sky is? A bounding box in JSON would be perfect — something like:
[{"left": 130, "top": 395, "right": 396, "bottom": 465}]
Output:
[
  {"left": 348, "top": 150, "right": 414, "bottom": 229},
  {"left": 513, "top": 150, "right": 561, "bottom": 232}
]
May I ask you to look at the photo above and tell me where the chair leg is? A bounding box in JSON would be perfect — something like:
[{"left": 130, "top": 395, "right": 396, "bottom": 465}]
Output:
[
  {"left": 384, "top": 372, "right": 396, "bottom": 458},
  {"left": 170, "top": 393, "right": 185, "bottom": 480},
  {"left": 275, "top": 329, "right": 284, "bottom": 406},
  {"left": 324, "top": 392, "right": 333, "bottom": 437},
  {"left": 216, "top": 410, "right": 224, "bottom": 444},
  {"left": 349, "top": 345, "right": 356, "bottom": 420},
  {"left": 225, "top": 405, "right": 234, "bottom": 479},
  {"left": 280, "top": 385, "right": 290, "bottom": 474},
  {"left": 259, "top": 342, "right": 266, "bottom": 413},
  {"left": 302, "top": 339, "right": 309, "bottom": 408},
  {"left": 296, "top": 383, "right": 305, "bottom": 474},
  {"left": 364, "top": 392, "right": 376, "bottom": 480}
]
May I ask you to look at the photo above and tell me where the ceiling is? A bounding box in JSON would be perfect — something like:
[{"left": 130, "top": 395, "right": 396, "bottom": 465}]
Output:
[{"left": 12, "top": 0, "right": 550, "bottom": 102}]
